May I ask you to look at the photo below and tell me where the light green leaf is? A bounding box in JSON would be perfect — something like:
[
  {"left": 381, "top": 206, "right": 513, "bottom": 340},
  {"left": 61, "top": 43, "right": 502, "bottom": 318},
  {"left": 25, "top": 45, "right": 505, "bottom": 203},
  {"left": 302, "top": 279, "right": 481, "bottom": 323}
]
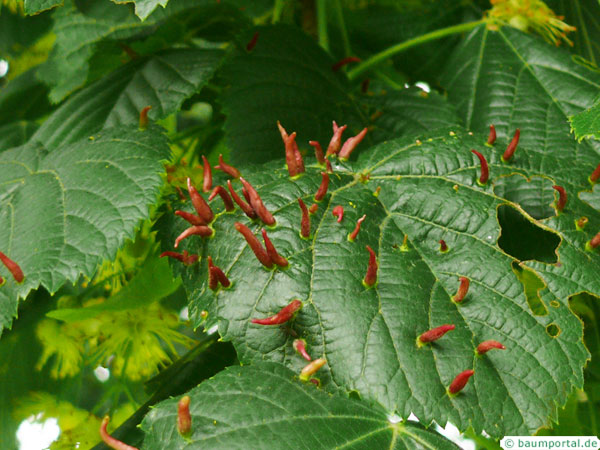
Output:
[
  {"left": 570, "top": 97, "right": 600, "bottom": 141},
  {"left": 47, "top": 257, "right": 180, "bottom": 322},
  {"left": 141, "top": 362, "right": 459, "bottom": 449},
  {"left": 0, "top": 126, "right": 169, "bottom": 335}
]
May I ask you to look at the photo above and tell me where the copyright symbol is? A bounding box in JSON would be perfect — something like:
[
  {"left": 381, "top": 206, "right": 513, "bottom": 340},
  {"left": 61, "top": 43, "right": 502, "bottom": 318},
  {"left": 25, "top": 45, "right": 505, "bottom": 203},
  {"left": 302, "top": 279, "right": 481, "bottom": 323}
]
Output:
[{"left": 505, "top": 439, "right": 514, "bottom": 448}]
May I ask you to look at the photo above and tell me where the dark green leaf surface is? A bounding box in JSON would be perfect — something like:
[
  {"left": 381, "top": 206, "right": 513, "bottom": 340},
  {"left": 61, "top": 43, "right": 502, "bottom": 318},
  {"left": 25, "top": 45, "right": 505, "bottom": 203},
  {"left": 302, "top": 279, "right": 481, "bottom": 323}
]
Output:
[
  {"left": 0, "top": 126, "right": 169, "bottom": 335},
  {"left": 570, "top": 97, "right": 600, "bottom": 141},
  {"left": 33, "top": 48, "right": 223, "bottom": 150},
  {"left": 141, "top": 362, "right": 459, "bottom": 449},
  {"left": 441, "top": 25, "right": 600, "bottom": 320},
  {"left": 0, "top": 122, "right": 39, "bottom": 150},
  {"left": 441, "top": 25, "right": 600, "bottom": 157},
  {"left": 162, "top": 124, "right": 593, "bottom": 437},
  {"left": 362, "top": 85, "right": 462, "bottom": 143},
  {"left": 0, "top": 69, "right": 52, "bottom": 125},
  {"left": 220, "top": 25, "right": 366, "bottom": 164}
]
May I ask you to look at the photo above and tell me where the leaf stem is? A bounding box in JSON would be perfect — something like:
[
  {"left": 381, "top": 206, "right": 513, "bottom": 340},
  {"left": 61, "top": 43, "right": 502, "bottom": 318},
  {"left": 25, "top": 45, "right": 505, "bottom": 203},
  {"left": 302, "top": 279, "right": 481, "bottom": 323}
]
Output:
[
  {"left": 316, "top": 0, "right": 329, "bottom": 51},
  {"left": 348, "top": 19, "right": 488, "bottom": 81},
  {"left": 332, "top": 0, "right": 351, "bottom": 57}
]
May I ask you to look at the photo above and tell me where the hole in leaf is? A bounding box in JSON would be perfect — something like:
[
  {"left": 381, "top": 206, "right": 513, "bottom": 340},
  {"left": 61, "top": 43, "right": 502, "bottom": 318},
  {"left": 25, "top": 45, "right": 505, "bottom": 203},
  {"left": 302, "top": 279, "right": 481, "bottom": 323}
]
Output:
[
  {"left": 493, "top": 175, "right": 555, "bottom": 220},
  {"left": 512, "top": 262, "right": 548, "bottom": 316},
  {"left": 497, "top": 205, "right": 559, "bottom": 263},
  {"left": 546, "top": 323, "right": 560, "bottom": 337},
  {"left": 550, "top": 300, "right": 560, "bottom": 308},
  {"left": 569, "top": 292, "right": 600, "bottom": 367}
]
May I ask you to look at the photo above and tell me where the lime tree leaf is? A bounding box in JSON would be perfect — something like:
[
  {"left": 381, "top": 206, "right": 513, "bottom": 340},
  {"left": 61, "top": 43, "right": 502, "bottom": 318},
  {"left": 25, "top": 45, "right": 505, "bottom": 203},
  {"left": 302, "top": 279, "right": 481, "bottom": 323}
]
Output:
[
  {"left": 33, "top": 48, "right": 223, "bottom": 150},
  {"left": 140, "top": 362, "right": 459, "bottom": 449},
  {"left": 441, "top": 25, "right": 600, "bottom": 314},
  {"left": 111, "top": 0, "right": 169, "bottom": 21},
  {"left": 570, "top": 97, "right": 600, "bottom": 141},
  {"left": 37, "top": 0, "right": 225, "bottom": 102},
  {"left": 47, "top": 257, "right": 180, "bottom": 322},
  {"left": 219, "top": 25, "right": 366, "bottom": 164},
  {"left": 441, "top": 25, "right": 600, "bottom": 156},
  {"left": 24, "top": 0, "right": 63, "bottom": 14},
  {"left": 158, "top": 121, "right": 594, "bottom": 437},
  {"left": 0, "top": 125, "right": 169, "bottom": 335}
]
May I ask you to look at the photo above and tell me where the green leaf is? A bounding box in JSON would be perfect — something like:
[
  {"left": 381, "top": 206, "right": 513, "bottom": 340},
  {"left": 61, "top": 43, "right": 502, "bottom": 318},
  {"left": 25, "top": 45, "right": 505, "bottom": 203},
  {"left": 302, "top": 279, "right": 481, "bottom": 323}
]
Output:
[
  {"left": 441, "top": 25, "right": 600, "bottom": 157},
  {"left": 160, "top": 121, "right": 594, "bottom": 437},
  {"left": 141, "top": 362, "right": 459, "bottom": 449},
  {"left": 219, "top": 25, "right": 366, "bottom": 164},
  {"left": 37, "top": 0, "right": 248, "bottom": 103},
  {"left": 441, "top": 25, "right": 600, "bottom": 311},
  {"left": 570, "top": 97, "right": 600, "bottom": 141},
  {"left": 33, "top": 48, "right": 223, "bottom": 150},
  {"left": 47, "top": 257, "right": 180, "bottom": 322},
  {"left": 0, "top": 125, "right": 169, "bottom": 335},
  {"left": 24, "top": 0, "right": 64, "bottom": 15},
  {"left": 111, "top": 0, "right": 170, "bottom": 21}
]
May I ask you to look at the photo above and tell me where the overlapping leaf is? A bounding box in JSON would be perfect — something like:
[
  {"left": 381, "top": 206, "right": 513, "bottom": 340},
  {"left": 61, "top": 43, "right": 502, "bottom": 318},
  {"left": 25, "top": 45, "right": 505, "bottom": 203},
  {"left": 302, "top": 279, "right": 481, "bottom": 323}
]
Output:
[
  {"left": 36, "top": 0, "right": 231, "bottom": 102},
  {"left": 33, "top": 48, "right": 223, "bottom": 150},
  {"left": 219, "top": 25, "right": 366, "bottom": 164},
  {"left": 141, "top": 362, "right": 459, "bottom": 449},
  {"left": 0, "top": 125, "right": 169, "bottom": 335}
]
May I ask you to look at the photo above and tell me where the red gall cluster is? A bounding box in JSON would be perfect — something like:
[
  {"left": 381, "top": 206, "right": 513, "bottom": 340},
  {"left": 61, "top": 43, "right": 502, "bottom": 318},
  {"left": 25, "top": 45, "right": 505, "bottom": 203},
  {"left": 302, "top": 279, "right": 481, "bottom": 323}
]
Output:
[
  {"left": 413, "top": 275, "right": 506, "bottom": 394},
  {"left": 160, "top": 251, "right": 198, "bottom": 266},
  {"left": 485, "top": 126, "right": 600, "bottom": 248},
  {"left": 277, "top": 121, "right": 367, "bottom": 177}
]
